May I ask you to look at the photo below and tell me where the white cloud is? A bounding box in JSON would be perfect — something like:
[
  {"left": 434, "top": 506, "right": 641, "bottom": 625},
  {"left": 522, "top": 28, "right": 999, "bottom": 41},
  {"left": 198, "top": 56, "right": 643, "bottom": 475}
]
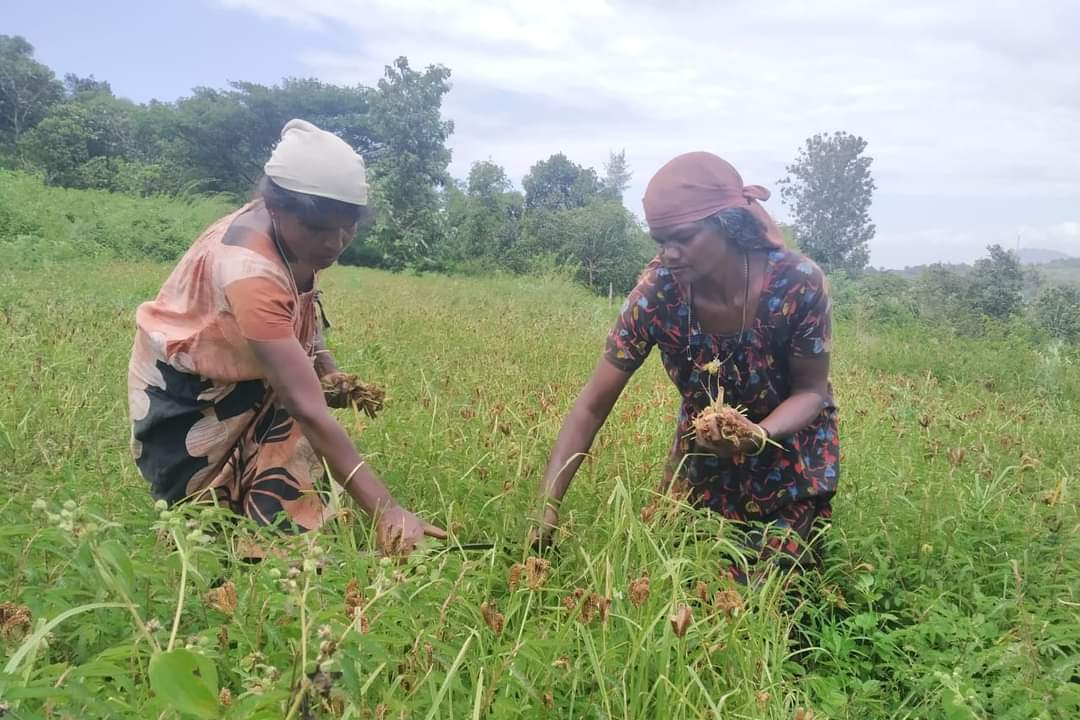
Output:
[{"left": 219, "top": 0, "right": 1079, "bottom": 267}]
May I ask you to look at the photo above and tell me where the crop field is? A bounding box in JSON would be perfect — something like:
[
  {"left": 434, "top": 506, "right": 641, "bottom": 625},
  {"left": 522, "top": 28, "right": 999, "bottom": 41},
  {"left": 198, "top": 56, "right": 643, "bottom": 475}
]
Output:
[{"left": 1, "top": 263, "right": 1077, "bottom": 719}]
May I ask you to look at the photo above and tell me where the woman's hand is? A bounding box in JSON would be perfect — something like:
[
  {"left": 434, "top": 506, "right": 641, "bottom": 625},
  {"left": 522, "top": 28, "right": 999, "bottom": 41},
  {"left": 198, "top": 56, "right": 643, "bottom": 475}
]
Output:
[
  {"left": 376, "top": 504, "right": 447, "bottom": 557},
  {"left": 321, "top": 370, "right": 358, "bottom": 409},
  {"left": 528, "top": 504, "right": 560, "bottom": 551},
  {"left": 696, "top": 422, "right": 768, "bottom": 458},
  {"left": 320, "top": 371, "right": 386, "bottom": 418}
]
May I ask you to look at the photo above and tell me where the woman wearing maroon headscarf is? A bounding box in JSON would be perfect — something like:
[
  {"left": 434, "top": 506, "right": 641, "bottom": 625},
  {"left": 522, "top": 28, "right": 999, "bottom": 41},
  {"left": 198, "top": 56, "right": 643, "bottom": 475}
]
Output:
[{"left": 533, "top": 152, "right": 838, "bottom": 581}]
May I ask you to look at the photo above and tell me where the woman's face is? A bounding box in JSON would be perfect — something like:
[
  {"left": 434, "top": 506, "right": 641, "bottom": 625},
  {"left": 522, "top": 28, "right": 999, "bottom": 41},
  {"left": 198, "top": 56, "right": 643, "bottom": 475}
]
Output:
[
  {"left": 651, "top": 220, "right": 726, "bottom": 284},
  {"left": 274, "top": 208, "right": 359, "bottom": 270}
]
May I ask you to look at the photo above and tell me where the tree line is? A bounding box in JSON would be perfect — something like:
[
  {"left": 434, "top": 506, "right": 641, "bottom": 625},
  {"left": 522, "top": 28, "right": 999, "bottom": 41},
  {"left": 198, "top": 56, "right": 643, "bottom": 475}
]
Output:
[
  {"left": 0, "top": 35, "right": 662, "bottom": 291},
  {"left": 10, "top": 30, "right": 1074, "bottom": 343}
]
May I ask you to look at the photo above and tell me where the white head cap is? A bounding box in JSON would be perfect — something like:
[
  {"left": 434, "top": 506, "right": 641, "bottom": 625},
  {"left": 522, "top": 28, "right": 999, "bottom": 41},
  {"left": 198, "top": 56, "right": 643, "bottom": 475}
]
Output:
[{"left": 263, "top": 118, "right": 369, "bottom": 205}]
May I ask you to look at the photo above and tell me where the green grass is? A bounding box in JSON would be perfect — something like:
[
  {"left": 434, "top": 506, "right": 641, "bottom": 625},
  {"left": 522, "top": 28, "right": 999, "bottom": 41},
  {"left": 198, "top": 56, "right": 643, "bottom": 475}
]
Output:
[
  {"left": 0, "top": 170, "right": 236, "bottom": 266},
  {"left": 1, "top": 262, "right": 1077, "bottom": 719}
]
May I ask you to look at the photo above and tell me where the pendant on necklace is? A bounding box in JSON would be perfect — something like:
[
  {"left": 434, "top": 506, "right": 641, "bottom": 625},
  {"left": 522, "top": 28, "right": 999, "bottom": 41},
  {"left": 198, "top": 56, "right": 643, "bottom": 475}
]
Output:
[{"left": 701, "top": 358, "right": 723, "bottom": 375}]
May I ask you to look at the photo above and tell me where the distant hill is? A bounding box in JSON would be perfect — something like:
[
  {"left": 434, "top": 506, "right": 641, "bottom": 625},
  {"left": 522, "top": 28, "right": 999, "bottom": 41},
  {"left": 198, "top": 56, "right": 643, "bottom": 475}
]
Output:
[
  {"left": 1017, "top": 248, "right": 1072, "bottom": 265},
  {"left": 1032, "top": 256, "right": 1080, "bottom": 288},
  {"left": 886, "top": 248, "right": 1075, "bottom": 280},
  {"left": 880, "top": 253, "right": 1080, "bottom": 291}
]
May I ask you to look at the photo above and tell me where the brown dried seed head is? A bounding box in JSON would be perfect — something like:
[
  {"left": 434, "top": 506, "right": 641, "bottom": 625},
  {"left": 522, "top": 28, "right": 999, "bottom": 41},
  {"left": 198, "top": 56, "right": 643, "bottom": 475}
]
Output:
[
  {"left": 596, "top": 595, "right": 611, "bottom": 623},
  {"left": 525, "top": 557, "right": 552, "bottom": 590},
  {"left": 794, "top": 708, "right": 816, "bottom": 720},
  {"left": 218, "top": 687, "right": 233, "bottom": 707},
  {"left": 375, "top": 703, "right": 388, "bottom": 720},
  {"left": 695, "top": 581, "right": 709, "bottom": 603},
  {"left": 755, "top": 690, "right": 770, "bottom": 709},
  {"left": 508, "top": 563, "right": 524, "bottom": 591},
  {"left": 217, "top": 625, "right": 229, "bottom": 649},
  {"left": 480, "top": 601, "right": 505, "bottom": 635},
  {"left": 205, "top": 581, "right": 237, "bottom": 616},
  {"left": 714, "top": 589, "right": 745, "bottom": 618},
  {"left": 543, "top": 691, "right": 554, "bottom": 709},
  {"left": 629, "top": 575, "right": 651, "bottom": 607},
  {"left": 639, "top": 502, "right": 657, "bottom": 522},
  {"left": 563, "top": 595, "right": 577, "bottom": 611},
  {"left": 552, "top": 656, "right": 571, "bottom": 671},
  {"left": 947, "top": 447, "right": 966, "bottom": 466},
  {"left": 345, "top": 578, "right": 364, "bottom": 618},
  {"left": 0, "top": 602, "right": 32, "bottom": 641},
  {"left": 669, "top": 604, "right": 692, "bottom": 637},
  {"left": 579, "top": 596, "right": 596, "bottom": 624},
  {"left": 577, "top": 592, "right": 609, "bottom": 624},
  {"left": 918, "top": 414, "right": 932, "bottom": 428}
]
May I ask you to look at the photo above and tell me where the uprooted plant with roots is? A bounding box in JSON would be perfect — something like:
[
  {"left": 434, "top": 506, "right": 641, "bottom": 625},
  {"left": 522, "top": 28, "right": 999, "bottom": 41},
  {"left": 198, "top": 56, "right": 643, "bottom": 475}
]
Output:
[
  {"left": 321, "top": 372, "right": 386, "bottom": 419},
  {"left": 691, "top": 388, "right": 781, "bottom": 452}
]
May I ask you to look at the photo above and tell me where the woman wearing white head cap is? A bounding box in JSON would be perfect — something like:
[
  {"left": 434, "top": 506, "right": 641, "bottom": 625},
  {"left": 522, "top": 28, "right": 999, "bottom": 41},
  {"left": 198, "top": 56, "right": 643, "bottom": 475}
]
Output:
[{"left": 127, "top": 119, "right": 445, "bottom": 556}]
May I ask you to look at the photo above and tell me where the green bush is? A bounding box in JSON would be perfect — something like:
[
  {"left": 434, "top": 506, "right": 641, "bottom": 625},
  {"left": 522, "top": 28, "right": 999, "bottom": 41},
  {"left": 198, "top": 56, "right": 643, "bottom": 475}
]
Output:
[{"left": 1033, "top": 284, "right": 1080, "bottom": 343}]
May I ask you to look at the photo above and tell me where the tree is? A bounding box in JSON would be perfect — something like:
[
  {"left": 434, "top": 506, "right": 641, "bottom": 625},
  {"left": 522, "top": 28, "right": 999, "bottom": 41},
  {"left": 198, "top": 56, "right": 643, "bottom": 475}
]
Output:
[
  {"left": 601, "top": 149, "right": 632, "bottom": 201},
  {"left": 1033, "top": 285, "right": 1080, "bottom": 342},
  {"left": 346, "top": 57, "right": 454, "bottom": 270},
  {"left": 966, "top": 244, "right": 1024, "bottom": 320},
  {"left": 522, "top": 153, "right": 600, "bottom": 211},
  {"left": 163, "top": 79, "right": 373, "bottom": 194},
  {"left": 21, "top": 90, "right": 136, "bottom": 188},
  {"left": 63, "top": 73, "right": 112, "bottom": 99},
  {"left": 0, "top": 35, "right": 63, "bottom": 147},
  {"left": 440, "top": 161, "right": 523, "bottom": 268},
  {"left": 519, "top": 199, "right": 652, "bottom": 292},
  {"left": 778, "top": 131, "right": 876, "bottom": 273},
  {"left": 467, "top": 160, "right": 512, "bottom": 200}
]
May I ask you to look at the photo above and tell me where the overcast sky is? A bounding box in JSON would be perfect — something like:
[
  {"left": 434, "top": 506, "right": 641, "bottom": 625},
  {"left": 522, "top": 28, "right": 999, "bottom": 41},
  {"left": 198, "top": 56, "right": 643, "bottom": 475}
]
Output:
[{"left": 9, "top": 0, "right": 1079, "bottom": 268}]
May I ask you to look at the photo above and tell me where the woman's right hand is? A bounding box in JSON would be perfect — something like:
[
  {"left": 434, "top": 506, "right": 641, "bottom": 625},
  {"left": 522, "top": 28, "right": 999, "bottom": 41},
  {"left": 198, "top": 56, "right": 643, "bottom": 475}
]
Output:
[
  {"left": 376, "top": 504, "right": 447, "bottom": 557},
  {"left": 528, "top": 504, "right": 560, "bottom": 551}
]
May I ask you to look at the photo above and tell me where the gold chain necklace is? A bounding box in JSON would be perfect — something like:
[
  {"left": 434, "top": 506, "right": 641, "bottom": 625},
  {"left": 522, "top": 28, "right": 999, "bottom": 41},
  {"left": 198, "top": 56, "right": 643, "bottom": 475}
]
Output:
[{"left": 686, "top": 250, "right": 750, "bottom": 375}]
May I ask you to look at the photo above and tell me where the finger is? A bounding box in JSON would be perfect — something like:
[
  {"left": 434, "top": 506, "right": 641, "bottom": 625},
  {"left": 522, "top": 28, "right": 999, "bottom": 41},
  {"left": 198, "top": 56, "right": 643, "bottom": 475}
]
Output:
[{"left": 423, "top": 522, "right": 448, "bottom": 539}]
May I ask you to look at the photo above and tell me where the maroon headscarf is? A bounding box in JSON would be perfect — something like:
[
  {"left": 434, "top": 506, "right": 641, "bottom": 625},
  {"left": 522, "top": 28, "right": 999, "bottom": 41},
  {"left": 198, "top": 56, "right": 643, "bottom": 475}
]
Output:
[{"left": 642, "top": 151, "right": 785, "bottom": 248}]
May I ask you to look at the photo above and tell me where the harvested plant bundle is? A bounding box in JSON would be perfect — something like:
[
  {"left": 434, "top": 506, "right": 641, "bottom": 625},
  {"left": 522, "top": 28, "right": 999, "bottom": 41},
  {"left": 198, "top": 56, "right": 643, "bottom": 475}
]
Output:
[
  {"left": 691, "top": 389, "right": 780, "bottom": 452},
  {"left": 321, "top": 373, "right": 386, "bottom": 419}
]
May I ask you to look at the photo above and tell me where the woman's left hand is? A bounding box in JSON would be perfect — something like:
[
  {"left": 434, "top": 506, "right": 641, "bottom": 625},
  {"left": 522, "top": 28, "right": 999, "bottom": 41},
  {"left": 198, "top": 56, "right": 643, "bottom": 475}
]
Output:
[
  {"left": 697, "top": 423, "right": 767, "bottom": 458},
  {"left": 322, "top": 371, "right": 358, "bottom": 408}
]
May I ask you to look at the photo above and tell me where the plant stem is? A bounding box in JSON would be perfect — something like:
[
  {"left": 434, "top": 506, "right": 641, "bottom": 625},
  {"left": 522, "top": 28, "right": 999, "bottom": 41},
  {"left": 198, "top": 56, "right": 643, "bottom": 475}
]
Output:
[{"left": 166, "top": 529, "right": 189, "bottom": 652}]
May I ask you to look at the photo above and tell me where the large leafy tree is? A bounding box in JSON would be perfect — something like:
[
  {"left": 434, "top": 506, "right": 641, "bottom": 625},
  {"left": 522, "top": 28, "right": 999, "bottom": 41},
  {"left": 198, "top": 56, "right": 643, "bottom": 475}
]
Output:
[
  {"left": 966, "top": 244, "right": 1024, "bottom": 320},
  {"left": 778, "top": 131, "right": 876, "bottom": 273},
  {"left": 522, "top": 153, "right": 600, "bottom": 212},
  {"left": 0, "top": 35, "right": 63, "bottom": 148},
  {"left": 354, "top": 58, "right": 454, "bottom": 269},
  {"left": 21, "top": 86, "right": 136, "bottom": 189}
]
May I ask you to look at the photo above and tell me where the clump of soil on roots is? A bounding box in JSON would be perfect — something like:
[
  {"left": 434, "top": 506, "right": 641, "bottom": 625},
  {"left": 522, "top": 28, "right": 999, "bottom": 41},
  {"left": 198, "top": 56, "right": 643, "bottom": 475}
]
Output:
[
  {"left": 691, "top": 389, "right": 768, "bottom": 448},
  {"left": 321, "top": 373, "right": 386, "bottom": 419}
]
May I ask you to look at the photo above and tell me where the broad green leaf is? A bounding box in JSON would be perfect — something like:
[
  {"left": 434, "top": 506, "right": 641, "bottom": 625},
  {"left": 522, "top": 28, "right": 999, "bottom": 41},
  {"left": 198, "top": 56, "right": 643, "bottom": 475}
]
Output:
[{"left": 148, "top": 649, "right": 220, "bottom": 720}]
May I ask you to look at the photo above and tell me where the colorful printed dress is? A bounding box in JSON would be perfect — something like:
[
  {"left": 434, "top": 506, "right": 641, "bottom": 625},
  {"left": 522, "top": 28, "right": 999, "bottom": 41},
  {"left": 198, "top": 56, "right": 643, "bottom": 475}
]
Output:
[
  {"left": 605, "top": 249, "right": 839, "bottom": 569},
  {"left": 127, "top": 203, "right": 334, "bottom": 532}
]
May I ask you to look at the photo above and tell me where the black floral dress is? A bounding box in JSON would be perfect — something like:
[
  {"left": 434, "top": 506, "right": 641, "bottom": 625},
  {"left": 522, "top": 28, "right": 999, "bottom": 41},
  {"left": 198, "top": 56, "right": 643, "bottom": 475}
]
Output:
[{"left": 605, "top": 248, "right": 839, "bottom": 573}]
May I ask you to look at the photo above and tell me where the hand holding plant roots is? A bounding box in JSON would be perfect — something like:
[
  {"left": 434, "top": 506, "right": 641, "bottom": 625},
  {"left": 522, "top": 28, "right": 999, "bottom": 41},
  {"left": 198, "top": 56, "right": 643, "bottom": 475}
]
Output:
[
  {"left": 321, "top": 372, "right": 386, "bottom": 418},
  {"left": 691, "top": 389, "right": 779, "bottom": 455}
]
